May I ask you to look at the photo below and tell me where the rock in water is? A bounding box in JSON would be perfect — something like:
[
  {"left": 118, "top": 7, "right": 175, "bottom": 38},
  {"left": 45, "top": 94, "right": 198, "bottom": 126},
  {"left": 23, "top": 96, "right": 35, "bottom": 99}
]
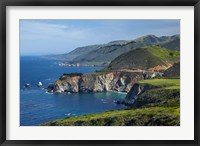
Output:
[
  {"left": 24, "top": 84, "right": 31, "bottom": 88},
  {"left": 47, "top": 84, "right": 55, "bottom": 92},
  {"left": 37, "top": 82, "right": 43, "bottom": 87}
]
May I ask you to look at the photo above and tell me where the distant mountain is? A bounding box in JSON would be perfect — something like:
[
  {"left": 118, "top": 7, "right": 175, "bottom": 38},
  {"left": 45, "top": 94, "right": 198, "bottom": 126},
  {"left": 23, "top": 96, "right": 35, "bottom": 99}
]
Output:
[
  {"left": 51, "top": 44, "right": 104, "bottom": 61},
  {"left": 52, "top": 34, "right": 180, "bottom": 66},
  {"left": 104, "top": 46, "right": 180, "bottom": 71},
  {"left": 160, "top": 35, "right": 180, "bottom": 51}
]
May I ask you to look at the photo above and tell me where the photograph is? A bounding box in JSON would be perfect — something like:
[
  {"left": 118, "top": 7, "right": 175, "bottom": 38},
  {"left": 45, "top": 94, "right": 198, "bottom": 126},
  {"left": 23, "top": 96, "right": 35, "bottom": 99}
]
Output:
[{"left": 20, "top": 19, "right": 180, "bottom": 126}]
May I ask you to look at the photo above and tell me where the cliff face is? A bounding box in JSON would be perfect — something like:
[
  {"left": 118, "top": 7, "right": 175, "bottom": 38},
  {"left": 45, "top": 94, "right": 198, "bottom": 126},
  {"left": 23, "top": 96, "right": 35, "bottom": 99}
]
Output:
[
  {"left": 50, "top": 71, "right": 162, "bottom": 93},
  {"left": 121, "top": 78, "right": 180, "bottom": 106},
  {"left": 125, "top": 83, "right": 158, "bottom": 101},
  {"left": 163, "top": 62, "right": 180, "bottom": 77}
]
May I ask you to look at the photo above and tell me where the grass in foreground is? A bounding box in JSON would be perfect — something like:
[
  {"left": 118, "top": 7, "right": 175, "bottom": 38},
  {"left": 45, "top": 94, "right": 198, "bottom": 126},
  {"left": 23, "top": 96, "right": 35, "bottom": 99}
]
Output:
[{"left": 41, "top": 106, "right": 180, "bottom": 126}]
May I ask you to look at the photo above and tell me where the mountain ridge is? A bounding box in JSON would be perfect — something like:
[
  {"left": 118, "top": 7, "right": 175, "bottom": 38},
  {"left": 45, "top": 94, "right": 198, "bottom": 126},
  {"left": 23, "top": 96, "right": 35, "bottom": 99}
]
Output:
[{"left": 51, "top": 34, "right": 180, "bottom": 66}]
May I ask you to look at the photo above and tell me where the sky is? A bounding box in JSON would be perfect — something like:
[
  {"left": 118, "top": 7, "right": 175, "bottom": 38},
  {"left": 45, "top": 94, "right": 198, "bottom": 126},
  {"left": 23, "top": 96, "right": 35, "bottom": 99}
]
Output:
[{"left": 20, "top": 20, "right": 180, "bottom": 56}]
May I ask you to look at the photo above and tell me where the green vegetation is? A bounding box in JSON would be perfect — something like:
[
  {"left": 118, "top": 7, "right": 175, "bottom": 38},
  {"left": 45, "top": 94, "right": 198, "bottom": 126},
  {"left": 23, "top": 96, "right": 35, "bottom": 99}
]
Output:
[
  {"left": 41, "top": 106, "right": 179, "bottom": 126},
  {"left": 148, "top": 46, "right": 179, "bottom": 61},
  {"left": 105, "top": 46, "right": 180, "bottom": 71},
  {"left": 63, "top": 73, "right": 83, "bottom": 77},
  {"left": 132, "top": 88, "right": 180, "bottom": 108},
  {"left": 138, "top": 78, "right": 180, "bottom": 89},
  {"left": 59, "top": 73, "right": 83, "bottom": 80},
  {"left": 82, "top": 61, "right": 110, "bottom": 67},
  {"left": 132, "top": 78, "right": 180, "bottom": 107}
]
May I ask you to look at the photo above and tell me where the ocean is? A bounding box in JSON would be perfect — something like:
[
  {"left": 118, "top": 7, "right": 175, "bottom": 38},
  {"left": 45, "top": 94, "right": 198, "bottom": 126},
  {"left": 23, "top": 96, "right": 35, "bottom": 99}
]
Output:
[{"left": 20, "top": 56, "right": 127, "bottom": 126}]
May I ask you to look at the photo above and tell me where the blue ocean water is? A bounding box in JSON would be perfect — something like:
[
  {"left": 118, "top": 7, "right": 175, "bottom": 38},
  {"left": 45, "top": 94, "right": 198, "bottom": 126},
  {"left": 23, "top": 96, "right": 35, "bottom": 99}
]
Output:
[{"left": 20, "top": 56, "right": 127, "bottom": 126}]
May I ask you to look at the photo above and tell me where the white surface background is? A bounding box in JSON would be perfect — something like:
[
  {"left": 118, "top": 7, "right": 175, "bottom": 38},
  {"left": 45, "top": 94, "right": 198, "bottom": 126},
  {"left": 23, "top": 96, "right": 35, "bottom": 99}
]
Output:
[{"left": 6, "top": 6, "right": 194, "bottom": 140}]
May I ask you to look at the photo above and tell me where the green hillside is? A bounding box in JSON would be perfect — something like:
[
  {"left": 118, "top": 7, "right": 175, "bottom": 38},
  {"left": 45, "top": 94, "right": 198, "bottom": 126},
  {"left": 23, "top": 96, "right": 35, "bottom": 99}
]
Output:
[
  {"left": 138, "top": 78, "right": 180, "bottom": 89},
  {"left": 127, "top": 78, "right": 180, "bottom": 109},
  {"left": 105, "top": 46, "right": 180, "bottom": 71},
  {"left": 41, "top": 106, "right": 179, "bottom": 126}
]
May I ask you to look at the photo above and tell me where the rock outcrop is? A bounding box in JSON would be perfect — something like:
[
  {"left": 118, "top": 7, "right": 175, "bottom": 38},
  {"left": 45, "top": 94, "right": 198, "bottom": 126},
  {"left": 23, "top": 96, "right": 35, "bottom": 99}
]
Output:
[
  {"left": 125, "top": 83, "right": 159, "bottom": 100},
  {"left": 118, "top": 78, "right": 180, "bottom": 106},
  {"left": 117, "top": 83, "right": 159, "bottom": 105},
  {"left": 48, "top": 71, "right": 162, "bottom": 94},
  {"left": 163, "top": 62, "right": 180, "bottom": 77}
]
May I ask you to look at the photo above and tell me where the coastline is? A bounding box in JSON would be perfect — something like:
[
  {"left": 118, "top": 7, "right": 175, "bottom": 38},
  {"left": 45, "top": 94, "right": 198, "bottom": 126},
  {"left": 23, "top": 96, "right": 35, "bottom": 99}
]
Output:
[{"left": 41, "top": 78, "right": 180, "bottom": 126}]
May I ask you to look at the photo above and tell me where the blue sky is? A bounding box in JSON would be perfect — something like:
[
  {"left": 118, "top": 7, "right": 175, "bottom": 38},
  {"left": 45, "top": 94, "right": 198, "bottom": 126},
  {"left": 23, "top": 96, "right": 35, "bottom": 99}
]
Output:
[{"left": 20, "top": 20, "right": 180, "bottom": 56}]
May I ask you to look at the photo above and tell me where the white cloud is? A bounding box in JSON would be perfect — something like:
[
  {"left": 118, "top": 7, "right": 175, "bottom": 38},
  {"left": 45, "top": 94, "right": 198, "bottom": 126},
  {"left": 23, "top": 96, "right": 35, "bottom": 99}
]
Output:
[{"left": 20, "top": 21, "right": 92, "bottom": 41}]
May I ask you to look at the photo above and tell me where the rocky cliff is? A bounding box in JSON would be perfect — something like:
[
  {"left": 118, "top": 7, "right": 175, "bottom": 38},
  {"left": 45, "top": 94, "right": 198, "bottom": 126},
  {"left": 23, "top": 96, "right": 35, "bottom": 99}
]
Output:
[
  {"left": 118, "top": 78, "right": 180, "bottom": 106},
  {"left": 163, "top": 62, "right": 180, "bottom": 77},
  {"left": 48, "top": 71, "right": 162, "bottom": 94}
]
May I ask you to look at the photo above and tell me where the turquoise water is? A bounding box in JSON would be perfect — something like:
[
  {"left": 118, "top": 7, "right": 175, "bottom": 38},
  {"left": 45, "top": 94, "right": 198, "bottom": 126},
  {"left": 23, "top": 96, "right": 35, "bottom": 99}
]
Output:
[{"left": 20, "top": 56, "right": 127, "bottom": 126}]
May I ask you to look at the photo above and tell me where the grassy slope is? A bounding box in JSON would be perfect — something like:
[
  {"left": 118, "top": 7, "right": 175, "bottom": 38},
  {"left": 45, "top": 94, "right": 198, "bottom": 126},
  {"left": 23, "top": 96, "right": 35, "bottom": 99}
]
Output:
[
  {"left": 130, "top": 78, "right": 180, "bottom": 109},
  {"left": 105, "top": 46, "right": 180, "bottom": 71},
  {"left": 149, "top": 46, "right": 179, "bottom": 61},
  {"left": 42, "top": 78, "right": 180, "bottom": 126},
  {"left": 138, "top": 78, "right": 180, "bottom": 89},
  {"left": 132, "top": 88, "right": 180, "bottom": 108},
  {"left": 41, "top": 106, "right": 179, "bottom": 126}
]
